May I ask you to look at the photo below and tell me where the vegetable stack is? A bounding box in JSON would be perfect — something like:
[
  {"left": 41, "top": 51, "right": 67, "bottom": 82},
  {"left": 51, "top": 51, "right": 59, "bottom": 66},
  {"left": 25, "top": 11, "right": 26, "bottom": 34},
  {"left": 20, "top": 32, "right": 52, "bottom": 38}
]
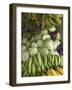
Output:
[{"left": 21, "top": 14, "right": 63, "bottom": 77}]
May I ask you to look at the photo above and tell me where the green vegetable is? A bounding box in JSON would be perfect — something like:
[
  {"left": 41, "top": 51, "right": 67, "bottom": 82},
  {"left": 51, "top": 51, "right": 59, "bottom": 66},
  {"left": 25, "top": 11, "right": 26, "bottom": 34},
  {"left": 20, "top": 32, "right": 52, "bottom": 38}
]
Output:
[
  {"left": 22, "top": 60, "right": 27, "bottom": 72},
  {"left": 36, "top": 65, "right": 41, "bottom": 74},
  {"left": 23, "top": 69, "right": 28, "bottom": 76},
  {"left": 42, "top": 34, "right": 51, "bottom": 40},
  {"left": 44, "top": 39, "right": 54, "bottom": 50},
  {"left": 47, "top": 55, "right": 52, "bottom": 68},
  {"left": 22, "top": 38, "right": 28, "bottom": 44},
  {"left": 36, "top": 53, "right": 42, "bottom": 66},
  {"left": 22, "top": 51, "right": 29, "bottom": 61},
  {"left": 41, "top": 29, "right": 48, "bottom": 35},
  {"left": 48, "top": 26, "right": 56, "bottom": 32},
  {"left": 31, "top": 36, "right": 35, "bottom": 42},
  {"left": 34, "top": 34, "right": 42, "bottom": 41},
  {"left": 53, "top": 40, "right": 60, "bottom": 50},
  {"left": 37, "top": 40, "right": 43, "bottom": 47},
  {"left": 21, "top": 45, "right": 27, "bottom": 51},
  {"left": 31, "top": 42, "right": 38, "bottom": 48},
  {"left": 54, "top": 55, "right": 58, "bottom": 66},
  {"left": 28, "top": 48, "right": 38, "bottom": 56},
  {"left": 39, "top": 47, "right": 49, "bottom": 55},
  {"left": 42, "top": 54, "right": 48, "bottom": 68},
  {"left": 41, "top": 58, "right": 45, "bottom": 71},
  {"left": 51, "top": 55, "right": 55, "bottom": 66},
  {"left": 31, "top": 63, "right": 36, "bottom": 76},
  {"left": 60, "top": 55, "right": 63, "bottom": 67},
  {"left": 25, "top": 41, "right": 30, "bottom": 48},
  {"left": 28, "top": 57, "right": 32, "bottom": 74},
  {"left": 56, "top": 32, "right": 61, "bottom": 40},
  {"left": 58, "top": 56, "right": 61, "bottom": 66},
  {"left": 33, "top": 55, "right": 39, "bottom": 66},
  {"left": 49, "top": 51, "right": 59, "bottom": 55}
]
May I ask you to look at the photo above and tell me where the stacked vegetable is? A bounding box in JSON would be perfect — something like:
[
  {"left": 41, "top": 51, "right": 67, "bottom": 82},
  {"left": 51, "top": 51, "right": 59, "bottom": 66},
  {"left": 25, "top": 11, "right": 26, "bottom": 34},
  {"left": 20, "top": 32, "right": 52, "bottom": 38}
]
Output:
[{"left": 21, "top": 26, "right": 63, "bottom": 77}]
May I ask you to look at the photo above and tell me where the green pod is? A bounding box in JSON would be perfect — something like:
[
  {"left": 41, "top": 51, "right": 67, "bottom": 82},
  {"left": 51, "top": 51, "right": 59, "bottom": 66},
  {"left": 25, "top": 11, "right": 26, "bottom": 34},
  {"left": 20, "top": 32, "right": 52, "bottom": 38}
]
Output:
[
  {"left": 41, "top": 57, "right": 45, "bottom": 71},
  {"left": 43, "top": 54, "right": 48, "bottom": 68},
  {"left": 49, "top": 55, "right": 52, "bottom": 65},
  {"left": 60, "top": 55, "right": 63, "bottom": 67},
  {"left": 22, "top": 59, "right": 30, "bottom": 77},
  {"left": 51, "top": 55, "right": 55, "bottom": 66},
  {"left": 23, "top": 59, "right": 29, "bottom": 72},
  {"left": 36, "top": 53, "right": 42, "bottom": 66},
  {"left": 36, "top": 64, "right": 42, "bottom": 74},
  {"left": 57, "top": 55, "right": 61, "bottom": 66},
  {"left": 21, "top": 62, "right": 25, "bottom": 72},
  {"left": 37, "top": 65, "right": 41, "bottom": 73},
  {"left": 28, "top": 57, "right": 32, "bottom": 74},
  {"left": 37, "top": 67, "right": 42, "bottom": 76},
  {"left": 49, "top": 54, "right": 53, "bottom": 64},
  {"left": 23, "top": 69, "right": 28, "bottom": 77},
  {"left": 22, "top": 60, "right": 28, "bottom": 76},
  {"left": 31, "top": 63, "right": 36, "bottom": 76},
  {"left": 33, "top": 55, "right": 39, "bottom": 66},
  {"left": 21, "top": 63, "right": 25, "bottom": 77},
  {"left": 54, "top": 55, "right": 58, "bottom": 67},
  {"left": 47, "top": 55, "right": 52, "bottom": 68}
]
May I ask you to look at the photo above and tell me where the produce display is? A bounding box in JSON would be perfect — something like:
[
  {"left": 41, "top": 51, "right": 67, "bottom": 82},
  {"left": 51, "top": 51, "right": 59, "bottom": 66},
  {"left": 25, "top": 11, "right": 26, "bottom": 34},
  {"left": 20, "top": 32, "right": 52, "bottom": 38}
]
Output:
[{"left": 21, "top": 13, "right": 63, "bottom": 77}]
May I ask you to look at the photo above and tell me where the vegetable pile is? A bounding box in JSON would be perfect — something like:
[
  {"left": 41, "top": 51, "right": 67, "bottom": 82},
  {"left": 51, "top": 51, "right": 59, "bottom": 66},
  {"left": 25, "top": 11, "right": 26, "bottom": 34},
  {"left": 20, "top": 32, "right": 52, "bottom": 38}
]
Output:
[{"left": 21, "top": 14, "right": 63, "bottom": 77}]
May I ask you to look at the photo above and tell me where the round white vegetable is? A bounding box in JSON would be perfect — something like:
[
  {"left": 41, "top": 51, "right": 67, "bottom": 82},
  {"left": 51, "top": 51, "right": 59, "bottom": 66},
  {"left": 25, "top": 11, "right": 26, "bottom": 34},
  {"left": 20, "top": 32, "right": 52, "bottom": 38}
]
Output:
[
  {"left": 39, "top": 47, "right": 49, "bottom": 55},
  {"left": 53, "top": 40, "right": 60, "bottom": 50},
  {"left": 21, "top": 45, "right": 27, "bottom": 51},
  {"left": 34, "top": 34, "right": 42, "bottom": 41},
  {"left": 31, "top": 36, "right": 35, "bottom": 42},
  {"left": 41, "top": 29, "right": 48, "bottom": 35},
  {"left": 44, "top": 39, "right": 54, "bottom": 50},
  {"left": 22, "top": 51, "right": 29, "bottom": 61},
  {"left": 42, "top": 34, "right": 51, "bottom": 40},
  {"left": 31, "top": 42, "right": 38, "bottom": 48},
  {"left": 49, "top": 26, "right": 56, "bottom": 32},
  {"left": 26, "top": 41, "right": 30, "bottom": 48},
  {"left": 28, "top": 48, "right": 38, "bottom": 56},
  {"left": 37, "top": 40, "right": 43, "bottom": 47},
  {"left": 22, "top": 38, "right": 28, "bottom": 44},
  {"left": 56, "top": 32, "right": 61, "bottom": 40}
]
